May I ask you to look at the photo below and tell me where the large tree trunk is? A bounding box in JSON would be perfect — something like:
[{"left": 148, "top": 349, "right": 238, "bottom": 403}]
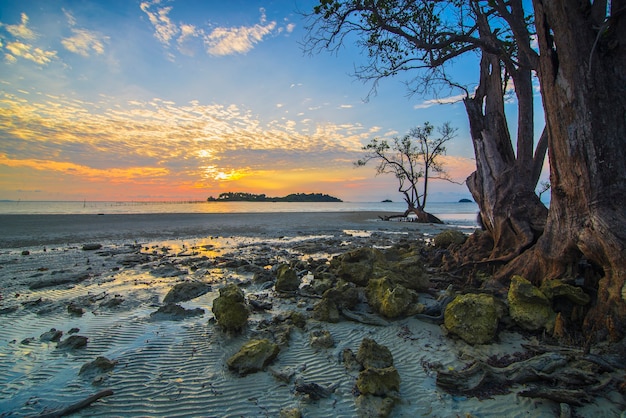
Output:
[
  {"left": 508, "top": 0, "right": 626, "bottom": 342},
  {"left": 463, "top": 52, "right": 548, "bottom": 262}
]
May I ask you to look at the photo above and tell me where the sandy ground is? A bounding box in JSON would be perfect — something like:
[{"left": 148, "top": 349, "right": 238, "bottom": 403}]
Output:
[
  {"left": 0, "top": 213, "right": 623, "bottom": 417},
  {"left": 0, "top": 212, "right": 458, "bottom": 248}
]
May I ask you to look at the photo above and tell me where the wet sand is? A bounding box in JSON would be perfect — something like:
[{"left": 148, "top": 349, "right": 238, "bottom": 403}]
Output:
[
  {"left": 0, "top": 213, "right": 622, "bottom": 417},
  {"left": 0, "top": 212, "right": 456, "bottom": 248}
]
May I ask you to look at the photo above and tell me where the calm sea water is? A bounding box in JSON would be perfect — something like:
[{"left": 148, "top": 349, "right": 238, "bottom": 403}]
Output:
[{"left": 0, "top": 200, "right": 480, "bottom": 226}]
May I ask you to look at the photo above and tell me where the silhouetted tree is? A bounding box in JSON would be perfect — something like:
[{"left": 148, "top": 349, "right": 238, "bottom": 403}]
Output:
[{"left": 356, "top": 122, "right": 456, "bottom": 222}]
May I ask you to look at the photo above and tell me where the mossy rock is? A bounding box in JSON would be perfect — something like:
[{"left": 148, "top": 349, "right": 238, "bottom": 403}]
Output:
[
  {"left": 540, "top": 279, "right": 590, "bottom": 305},
  {"left": 356, "top": 338, "right": 394, "bottom": 369},
  {"left": 508, "top": 276, "right": 556, "bottom": 331},
  {"left": 433, "top": 230, "right": 467, "bottom": 248},
  {"left": 275, "top": 264, "right": 300, "bottom": 292},
  {"left": 356, "top": 366, "right": 401, "bottom": 396},
  {"left": 227, "top": 338, "right": 280, "bottom": 376},
  {"left": 444, "top": 293, "right": 499, "bottom": 345},
  {"left": 333, "top": 247, "right": 386, "bottom": 286},
  {"left": 312, "top": 298, "right": 340, "bottom": 323},
  {"left": 366, "top": 277, "right": 414, "bottom": 318},
  {"left": 212, "top": 284, "right": 249, "bottom": 332},
  {"left": 310, "top": 329, "right": 335, "bottom": 349}
]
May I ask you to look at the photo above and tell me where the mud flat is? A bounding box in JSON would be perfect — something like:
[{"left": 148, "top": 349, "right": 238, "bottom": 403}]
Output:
[{"left": 0, "top": 213, "right": 623, "bottom": 417}]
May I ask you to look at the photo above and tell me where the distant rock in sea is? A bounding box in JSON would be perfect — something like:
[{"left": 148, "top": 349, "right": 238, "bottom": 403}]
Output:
[
  {"left": 381, "top": 199, "right": 393, "bottom": 203},
  {"left": 458, "top": 198, "right": 473, "bottom": 203}
]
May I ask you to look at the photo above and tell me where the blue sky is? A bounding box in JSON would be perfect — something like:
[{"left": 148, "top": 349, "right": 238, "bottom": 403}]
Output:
[{"left": 0, "top": 0, "right": 530, "bottom": 203}]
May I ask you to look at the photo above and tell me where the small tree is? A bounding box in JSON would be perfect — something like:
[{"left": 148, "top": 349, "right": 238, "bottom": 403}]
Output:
[{"left": 356, "top": 121, "right": 457, "bottom": 222}]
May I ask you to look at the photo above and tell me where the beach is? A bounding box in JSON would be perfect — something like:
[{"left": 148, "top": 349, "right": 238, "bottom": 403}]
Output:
[{"left": 0, "top": 212, "right": 623, "bottom": 417}]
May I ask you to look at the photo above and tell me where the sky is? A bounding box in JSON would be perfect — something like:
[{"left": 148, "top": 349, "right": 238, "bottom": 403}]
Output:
[{"left": 0, "top": 0, "right": 536, "bottom": 203}]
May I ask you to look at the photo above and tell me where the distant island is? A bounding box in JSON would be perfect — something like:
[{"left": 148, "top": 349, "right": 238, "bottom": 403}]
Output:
[
  {"left": 207, "top": 192, "right": 342, "bottom": 202},
  {"left": 459, "top": 198, "right": 474, "bottom": 203}
]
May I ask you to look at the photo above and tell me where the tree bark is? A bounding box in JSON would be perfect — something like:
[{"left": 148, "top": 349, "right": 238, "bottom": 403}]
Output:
[
  {"left": 509, "top": 0, "right": 626, "bottom": 342},
  {"left": 463, "top": 51, "right": 548, "bottom": 262}
]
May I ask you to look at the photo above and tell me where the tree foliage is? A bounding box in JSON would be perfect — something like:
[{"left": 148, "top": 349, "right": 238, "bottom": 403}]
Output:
[{"left": 356, "top": 122, "right": 457, "bottom": 211}]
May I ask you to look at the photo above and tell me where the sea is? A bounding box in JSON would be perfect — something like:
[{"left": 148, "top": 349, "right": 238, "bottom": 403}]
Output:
[{"left": 0, "top": 200, "right": 480, "bottom": 227}]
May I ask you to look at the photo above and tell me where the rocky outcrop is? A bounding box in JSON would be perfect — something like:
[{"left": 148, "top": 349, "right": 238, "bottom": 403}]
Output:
[
  {"left": 352, "top": 338, "right": 400, "bottom": 418},
  {"left": 508, "top": 276, "right": 556, "bottom": 331},
  {"left": 366, "top": 277, "right": 416, "bottom": 318},
  {"left": 432, "top": 230, "right": 467, "bottom": 248},
  {"left": 331, "top": 247, "right": 428, "bottom": 291},
  {"left": 149, "top": 303, "right": 205, "bottom": 321},
  {"left": 163, "top": 281, "right": 211, "bottom": 304},
  {"left": 212, "top": 284, "right": 249, "bottom": 332},
  {"left": 227, "top": 339, "right": 280, "bottom": 376},
  {"left": 444, "top": 293, "right": 499, "bottom": 345},
  {"left": 275, "top": 264, "right": 301, "bottom": 292}
]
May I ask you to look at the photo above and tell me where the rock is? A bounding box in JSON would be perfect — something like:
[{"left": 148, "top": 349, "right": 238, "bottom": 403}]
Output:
[
  {"left": 82, "top": 243, "right": 102, "bottom": 251},
  {"left": 432, "top": 230, "right": 467, "bottom": 248},
  {"left": 275, "top": 264, "right": 300, "bottom": 292},
  {"left": 508, "top": 275, "right": 556, "bottom": 331},
  {"left": 57, "top": 335, "right": 88, "bottom": 349},
  {"left": 149, "top": 303, "right": 205, "bottom": 321},
  {"left": 294, "top": 381, "right": 335, "bottom": 400},
  {"left": 331, "top": 246, "right": 429, "bottom": 291},
  {"left": 312, "top": 298, "right": 340, "bottom": 323},
  {"left": 322, "top": 281, "right": 360, "bottom": 310},
  {"left": 227, "top": 339, "right": 280, "bottom": 376},
  {"left": 212, "top": 284, "right": 249, "bottom": 332},
  {"left": 310, "top": 329, "right": 335, "bottom": 349},
  {"left": 366, "top": 277, "right": 414, "bottom": 318},
  {"left": 385, "top": 253, "right": 429, "bottom": 291},
  {"left": 444, "top": 293, "right": 499, "bottom": 345},
  {"left": 40, "top": 328, "right": 63, "bottom": 342},
  {"left": 163, "top": 281, "right": 211, "bottom": 304},
  {"left": 21, "top": 250, "right": 30, "bottom": 256},
  {"left": 79, "top": 356, "right": 117, "bottom": 375},
  {"left": 342, "top": 348, "right": 360, "bottom": 371},
  {"left": 540, "top": 279, "right": 590, "bottom": 305},
  {"left": 279, "top": 407, "right": 302, "bottom": 418},
  {"left": 29, "top": 273, "right": 90, "bottom": 290},
  {"left": 356, "top": 366, "right": 401, "bottom": 396},
  {"left": 355, "top": 394, "right": 396, "bottom": 418},
  {"left": 356, "top": 338, "right": 394, "bottom": 369},
  {"left": 333, "top": 247, "right": 386, "bottom": 286},
  {"left": 67, "top": 303, "right": 85, "bottom": 316}
]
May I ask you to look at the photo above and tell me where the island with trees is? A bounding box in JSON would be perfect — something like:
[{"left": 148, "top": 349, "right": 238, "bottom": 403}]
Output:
[{"left": 207, "top": 192, "right": 342, "bottom": 202}]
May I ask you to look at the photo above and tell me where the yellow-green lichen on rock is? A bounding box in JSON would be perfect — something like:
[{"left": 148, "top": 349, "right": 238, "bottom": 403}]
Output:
[
  {"left": 508, "top": 275, "right": 556, "bottom": 331},
  {"left": 212, "top": 283, "right": 249, "bottom": 332},
  {"left": 443, "top": 293, "right": 499, "bottom": 345},
  {"left": 226, "top": 338, "right": 280, "bottom": 376},
  {"left": 366, "top": 277, "right": 414, "bottom": 318},
  {"left": 540, "top": 279, "right": 590, "bottom": 305}
]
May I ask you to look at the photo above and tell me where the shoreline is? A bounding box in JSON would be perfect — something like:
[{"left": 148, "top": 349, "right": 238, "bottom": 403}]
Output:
[{"left": 0, "top": 211, "right": 465, "bottom": 249}]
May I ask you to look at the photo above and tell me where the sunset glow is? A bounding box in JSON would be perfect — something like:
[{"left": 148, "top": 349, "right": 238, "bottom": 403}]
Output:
[{"left": 0, "top": 1, "right": 485, "bottom": 202}]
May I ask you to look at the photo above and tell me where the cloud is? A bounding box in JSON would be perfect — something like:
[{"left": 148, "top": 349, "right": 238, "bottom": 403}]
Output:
[
  {"left": 413, "top": 93, "right": 466, "bottom": 109},
  {"left": 4, "top": 13, "right": 37, "bottom": 40},
  {"left": 61, "top": 10, "right": 108, "bottom": 57},
  {"left": 0, "top": 91, "right": 375, "bottom": 189},
  {"left": 204, "top": 9, "right": 277, "bottom": 56},
  {"left": 62, "top": 29, "right": 107, "bottom": 56},
  {"left": 0, "top": 13, "right": 57, "bottom": 65},
  {"left": 3, "top": 40, "right": 57, "bottom": 65},
  {"left": 140, "top": 2, "right": 282, "bottom": 57},
  {"left": 140, "top": 0, "right": 179, "bottom": 45}
]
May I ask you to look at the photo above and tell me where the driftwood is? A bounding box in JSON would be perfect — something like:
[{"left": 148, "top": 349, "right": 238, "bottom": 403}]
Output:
[
  {"left": 35, "top": 389, "right": 113, "bottom": 418},
  {"left": 436, "top": 348, "right": 618, "bottom": 406},
  {"left": 340, "top": 308, "right": 390, "bottom": 326}
]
